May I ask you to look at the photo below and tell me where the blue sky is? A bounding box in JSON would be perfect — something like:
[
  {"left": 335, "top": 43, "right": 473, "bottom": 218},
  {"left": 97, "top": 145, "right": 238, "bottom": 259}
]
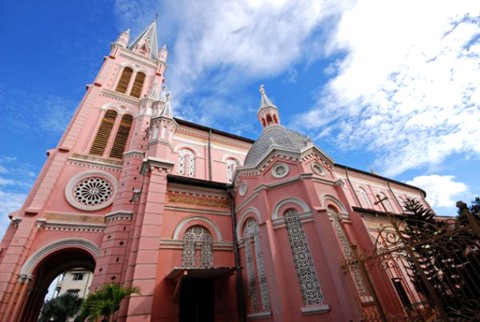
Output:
[{"left": 1, "top": 0, "right": 479, "bottom": 235}]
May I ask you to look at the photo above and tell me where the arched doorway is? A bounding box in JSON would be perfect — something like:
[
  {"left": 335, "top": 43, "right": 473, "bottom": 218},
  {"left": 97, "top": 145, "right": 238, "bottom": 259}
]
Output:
[{"left": 16, "top": 241, "right": 97, "bottom": 321}]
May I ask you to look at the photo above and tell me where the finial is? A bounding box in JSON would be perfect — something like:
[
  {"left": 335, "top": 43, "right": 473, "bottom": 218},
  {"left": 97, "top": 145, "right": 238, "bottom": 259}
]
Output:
[
  {"left": 259, "top": 84, "right": 265, "bottom": 95},
  {"left": 155, "top": 12, "right": 159, "bottom": 21}
]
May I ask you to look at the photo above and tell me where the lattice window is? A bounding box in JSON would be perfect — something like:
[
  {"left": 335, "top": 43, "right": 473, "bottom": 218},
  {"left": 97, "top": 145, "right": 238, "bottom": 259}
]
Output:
[
  {"left": 182, "top": 226, "right": 213, "bottom": 268},
  {"left": 90, "top": 110, "right": 117, "bottom": 156},
  {"left": 177, "top": 149, "right": 195, "bottom": 177},
  {"left": 244, "top": 218, "right": 270, "bottom": 312},
  {"left": 73, "top": 177, "right": 113, "bottom": 207},
  {"left": 109, "top": 114, "right": 133, "bottom": 159},
  {"left": 226, "top": 159, "right": 238, "bottom": 183},
  {"left": 327, "top": 207, "right": 370, "bottom": 301},
  {"left": 130, "top": 72, "right": 146, "bottom": 98},
  {"left": 116, "top": 67, "right": 133, "bottom": 93},
  {"left": 284, "top": 209, "right": 324, "bottom": 305}
]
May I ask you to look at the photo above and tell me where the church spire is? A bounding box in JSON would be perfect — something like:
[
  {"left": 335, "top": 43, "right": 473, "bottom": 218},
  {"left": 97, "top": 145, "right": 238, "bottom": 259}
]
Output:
[
  {"left": 128, "top": 20, "right": 159, "bottom": 60},
  {"left": 257, "top": 85, "right": 280, "bottom": 129}
]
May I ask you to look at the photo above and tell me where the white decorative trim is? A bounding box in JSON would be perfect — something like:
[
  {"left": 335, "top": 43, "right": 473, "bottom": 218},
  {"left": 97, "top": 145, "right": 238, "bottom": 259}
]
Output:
[
  {"left": 65, "top": 171, "right": 118, "bottom": 211},
  {"left": 172, "top": 216, "right": 223, "bottom": 241},
  {"left": 272, "top": 197, "right": 310, "bottom": 220},
  {"left": 311, "top": 162, "right": 325, "bottom": 176},
  {"left": 247, "top": 311, "right": 272, "bottom": 319},
  {"left": 100, "top": 103, "right": 136, "bottom": 116},
  {"left": 271, "top": 162, "right": 289, "bottom": 178},
  {"left": 20, "top": 238, "right": 100, "bottom": 276},
  {"left": 239, "top": 181, "right": 248, "bottom": 196},
  {"left": 173, "top": 144, "right": 200, "bottom": 155},
  {"left": 236, "top": 207, "right": 262, "bottom": 240},
  {"left": 301, "top": 304, "right": 330, "bottom": 315},
  {"left": 321, "top": 194, "right": 349, "bottom": 217},
  {"left": 105, "top": 210, "right": 133, "bottom": 222}
]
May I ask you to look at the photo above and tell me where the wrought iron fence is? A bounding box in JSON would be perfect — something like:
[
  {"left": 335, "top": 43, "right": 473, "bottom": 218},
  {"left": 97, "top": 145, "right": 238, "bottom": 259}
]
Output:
[{"left": 343, "top": 200, "right": 480, "bottom": 322}]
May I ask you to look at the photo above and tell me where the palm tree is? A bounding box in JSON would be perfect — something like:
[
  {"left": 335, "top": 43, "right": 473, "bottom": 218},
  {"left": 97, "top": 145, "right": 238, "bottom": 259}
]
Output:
[
  {"left": 77, "top": 283, "right": 140, "bottom": 322},
  {"left": 39, "top": 292, "right": 82, "bottom": 322}
]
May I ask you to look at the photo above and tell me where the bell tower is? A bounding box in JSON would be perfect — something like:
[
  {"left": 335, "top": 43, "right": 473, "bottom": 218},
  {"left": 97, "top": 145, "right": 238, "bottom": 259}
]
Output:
[{"left": 0, "top": 20, "right": 170, "bottom": 321}]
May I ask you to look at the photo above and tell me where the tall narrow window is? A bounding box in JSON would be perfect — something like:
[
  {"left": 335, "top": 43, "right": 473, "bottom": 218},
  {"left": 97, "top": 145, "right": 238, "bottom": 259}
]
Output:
[
  {"left": 182, "top": 226, "right": 213, "bottom": 268},
  {"left": 359, "top": 188, "right": 371, "bottom": 208},
  {"left": 284, "top": 209, "right": 324, "bottom": 305},
  {"left": 90, "top": 110, "right": 117, "bottom": 156},
  {"left": 116, "top": 67, "right": 133, "bottom": 93},
  {"left": 177, "top": 149, "right": 195, "bottom": 177},
  {"left": 226, "top": 158, "right": 239, "bottom": 183},
  {"left": 244, "top": 218, "right": 270, "bottom": 313},
  {"left": 327, "top": 206, "right": 370, "bottom": 302},
  {"left": 109, "top": 114, "right": 133, "bottom": 159},
  {"left": 130, "top": 72, "right": 146, "bottom": 98}
]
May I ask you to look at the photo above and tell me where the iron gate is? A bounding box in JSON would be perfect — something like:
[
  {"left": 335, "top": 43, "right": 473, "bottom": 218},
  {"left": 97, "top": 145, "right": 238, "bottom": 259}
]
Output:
[{"left": 344, "top": 200, "right": 480, "bottom": 322}]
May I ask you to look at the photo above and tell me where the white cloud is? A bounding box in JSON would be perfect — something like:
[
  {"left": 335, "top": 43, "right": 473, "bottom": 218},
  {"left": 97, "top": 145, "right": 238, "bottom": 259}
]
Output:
[
  {"left": 406, "top": 175, "right": 467, "bottom": 208},
  {"left": 0, "top": 190, "right": 26, "bottom": 237},
  {"left": 115, "top": 0, "right": 343, "bottom": 123},
  {"left": 297, "top": 0, "right": 480, "bottom": 176},
  {"left": 114, "top": 0, "right": 480, "bottom": 174}
]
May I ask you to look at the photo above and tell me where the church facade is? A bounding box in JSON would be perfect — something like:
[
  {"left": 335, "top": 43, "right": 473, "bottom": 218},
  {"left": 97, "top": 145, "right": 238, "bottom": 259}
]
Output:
[{"left": 0, "top": 21, "right": 429, "bottom": 321}]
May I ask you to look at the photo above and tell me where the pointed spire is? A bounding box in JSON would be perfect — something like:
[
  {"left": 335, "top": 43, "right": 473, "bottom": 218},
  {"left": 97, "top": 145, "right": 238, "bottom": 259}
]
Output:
[
  {"left": 160, "top": 93, "right": 174, "bottom": 119},
  {"left": 158, "top": 44, "right": 168, "bottom": 62},
  {"left": 116, "top": 29, "right": 130, "bottom": 48},
  {"left": 259, "top": 84, "right": 278, "bottom": 110},
  {"left": 129, "top": 20, "right": 159, "bottom": 60},
  {"left": 257, "top": 85, "right": 280, "bottom": 129},
  {"left": 147, "top": 79, "right": 161, "bottom": 100}
]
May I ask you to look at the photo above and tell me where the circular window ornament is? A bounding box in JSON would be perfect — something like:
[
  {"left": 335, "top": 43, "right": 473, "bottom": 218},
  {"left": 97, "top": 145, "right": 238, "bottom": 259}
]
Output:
[
  {"left": 239, "top": 181, "right": 248, "bottom": 196},
  {"left": 272, "top": 163, "right": 289, "bottom": 178},
  {"left": 311, "top": 162, "right": 324, "bottom": 176},
  {"left": 65, "top": 171, "right": 117, "bottom": 211}
]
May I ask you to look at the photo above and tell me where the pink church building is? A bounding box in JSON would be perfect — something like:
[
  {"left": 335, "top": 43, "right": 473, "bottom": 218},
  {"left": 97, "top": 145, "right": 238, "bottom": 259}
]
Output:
[{"left": 0, "top": 21, "right": 430, "bottom": 321}]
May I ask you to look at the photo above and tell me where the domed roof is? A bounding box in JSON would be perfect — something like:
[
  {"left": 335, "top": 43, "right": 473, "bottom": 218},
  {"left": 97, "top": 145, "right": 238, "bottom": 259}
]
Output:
[{"left": 244, "top": 125, "right": 312, "bottom": 166}]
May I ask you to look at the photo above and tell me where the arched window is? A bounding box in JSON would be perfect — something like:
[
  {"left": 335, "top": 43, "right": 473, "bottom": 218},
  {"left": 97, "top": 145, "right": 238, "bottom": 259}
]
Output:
[
  {"left": 182, "top": 226, "right": 213, "bottom": 268},
  {"left": 90, "top": 110, "right": 117, "bottom": 156},
  {"left": 130, "top": 72, "right": 146, "bottom": 98},
  {"left": 327, "top": 206, "right": 370, "bottom": 301},
  {"left": 284, "top": 209, "right": 324, "bottom": 305},
  {"left": 226, "top": 158, "right": 239, "bottom": 183},
  {"left": 109, "top": 114, "right": 133, "bottom": 159},
  {"left": 359, "top": 187, "right": 371, "bottom": 208},
  {"left": 243, "top": 218, "right": 270, "bottom": 312},
  {"left": 115, "top": 67, "right": 133, "bottom": 93},
  {"left": 177, "top": 149, "right": 195, "bottom": 177}
]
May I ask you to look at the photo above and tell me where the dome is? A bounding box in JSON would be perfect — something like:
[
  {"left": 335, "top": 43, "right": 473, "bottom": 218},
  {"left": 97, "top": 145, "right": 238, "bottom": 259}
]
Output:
[{"left": 244, "top": 125, "right": 312, "bottom": 166}]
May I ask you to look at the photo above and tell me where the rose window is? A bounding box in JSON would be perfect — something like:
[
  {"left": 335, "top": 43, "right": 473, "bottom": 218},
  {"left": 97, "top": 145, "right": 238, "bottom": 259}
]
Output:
[
  {"left": 73, "top": 177, "right": 113, "bottom": 206},
  {"left": 65, "top": 171, "right": 117, "bottom": 211}
]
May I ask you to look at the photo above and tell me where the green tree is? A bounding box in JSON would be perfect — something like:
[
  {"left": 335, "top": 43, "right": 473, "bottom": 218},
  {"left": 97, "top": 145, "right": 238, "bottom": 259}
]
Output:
[
  {"left": 77, "top": 283, "right": 139, "bottom": 322},
  {"left": 403, "top": 197, "right": 480, "bottom": 319},
  {"left": 39, "top": 292, "right": 82, "bottom": 322}
]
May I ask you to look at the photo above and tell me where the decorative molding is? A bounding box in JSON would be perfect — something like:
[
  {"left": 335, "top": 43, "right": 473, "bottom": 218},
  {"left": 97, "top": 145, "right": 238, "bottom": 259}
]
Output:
[
  {"left": 20, "top": 238, "right": 100, "bottom": 276},
  {"left": 167, "top": 191, "right": 230, "bottom": 209},
  {"left": 65, "top": 171, "right": 118, "bottom": 211},
  {"left": 101, "top": 88, "right": 139, "bottom": 105},
  {"left": 301, "top": 304, "right": 330, "bottom": 315},
  {"left": 271, "top": 162, "right": 289, "bottom": 178},
  {"left": 172, "top": 216, "right": 223, "bottom": 241},
  {"left": 105, "top": 210, "right": 133, "bottom": 223},
  {"left": 68, "top": 154, "right": 123, "bottom": 172},
  {"left": 118, "top": 52, "right": 157, "bottom": 69},
  {"left": 272, "top": 197, "right": 310, "bottom": 220},
  {"left": 44, "top": 212, "right": 105, "bottom": 224}
]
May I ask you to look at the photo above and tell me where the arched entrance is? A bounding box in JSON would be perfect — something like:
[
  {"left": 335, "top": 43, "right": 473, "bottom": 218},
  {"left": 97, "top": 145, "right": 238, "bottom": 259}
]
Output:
[{"left": 15, "top": 239, "right": 98, "bottom": 321}]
